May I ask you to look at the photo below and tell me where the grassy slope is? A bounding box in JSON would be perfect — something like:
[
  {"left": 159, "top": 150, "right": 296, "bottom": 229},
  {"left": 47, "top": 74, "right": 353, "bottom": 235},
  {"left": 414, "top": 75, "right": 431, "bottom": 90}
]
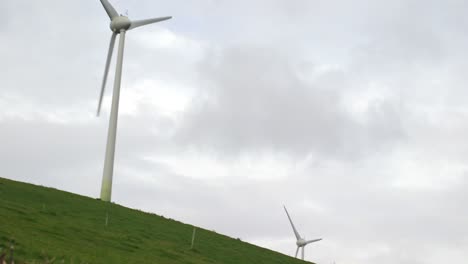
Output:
[{"left": 0, "top": 178, "right": 311, "bottom": 264}]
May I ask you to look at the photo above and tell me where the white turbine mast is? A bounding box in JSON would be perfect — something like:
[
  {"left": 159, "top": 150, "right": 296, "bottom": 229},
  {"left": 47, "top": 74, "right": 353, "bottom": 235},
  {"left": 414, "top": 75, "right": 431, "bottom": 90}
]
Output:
[
  {"left": 283, "top": 205, "right": 322, "bottom": 260},
  {"left": 96, "top": 0, "right": 171, "bottom": 202}
]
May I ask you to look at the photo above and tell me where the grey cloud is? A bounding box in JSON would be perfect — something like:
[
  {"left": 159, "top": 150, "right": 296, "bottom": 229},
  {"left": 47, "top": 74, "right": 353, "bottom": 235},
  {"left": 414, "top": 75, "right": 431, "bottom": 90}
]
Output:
[{"left": 174, "top": 46, "right": 405, "bottom": 158}]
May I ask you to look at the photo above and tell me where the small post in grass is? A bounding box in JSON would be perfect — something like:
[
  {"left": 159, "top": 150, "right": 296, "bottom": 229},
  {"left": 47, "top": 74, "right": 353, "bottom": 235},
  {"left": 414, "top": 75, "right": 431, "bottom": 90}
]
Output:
[
  {"left": 8, "top": 240, "right": 14, "bottom": 264},
  {"left": 191, "top": 226, "right": 197, "bottom": 249},
  {"left": 105, "top": 212, "right": 109, "bottom": 227}
]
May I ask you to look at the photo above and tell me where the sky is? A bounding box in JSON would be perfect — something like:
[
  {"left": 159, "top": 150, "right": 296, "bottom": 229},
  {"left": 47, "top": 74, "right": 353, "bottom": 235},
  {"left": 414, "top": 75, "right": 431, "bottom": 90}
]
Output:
[{"left": 2, "top": 0, "right": 468, "bottom": 263}]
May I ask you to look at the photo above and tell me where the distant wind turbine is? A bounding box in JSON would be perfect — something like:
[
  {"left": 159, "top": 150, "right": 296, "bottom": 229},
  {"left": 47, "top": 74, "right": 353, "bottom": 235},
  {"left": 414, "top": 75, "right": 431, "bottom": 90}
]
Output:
[
  {"left": 283, "top": 206, "right": 322, "bottom": 260},
  {"left": 96, "top": 0, "right": 172, "bottom": 202}
]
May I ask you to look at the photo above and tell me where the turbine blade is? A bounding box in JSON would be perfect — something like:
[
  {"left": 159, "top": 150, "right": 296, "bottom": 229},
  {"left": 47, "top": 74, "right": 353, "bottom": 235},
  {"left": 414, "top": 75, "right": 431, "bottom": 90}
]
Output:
[
  {"left": 97, "top": 32, "right": 117, "bottom": 116},
  {"left": 283, "top": 206, "right": 301, "bottom": 240},
  {"left": 99, "top": 0, "right": 119, "bottom": 19},
  {"left": 129, "top": 16, "right": 172, "bottom": 30},
  {"left": 295, "top": 247, "right": 300, "bottom": 258},
  {"left": 305, "top": 238, "right": 322, "bottom": 245}
]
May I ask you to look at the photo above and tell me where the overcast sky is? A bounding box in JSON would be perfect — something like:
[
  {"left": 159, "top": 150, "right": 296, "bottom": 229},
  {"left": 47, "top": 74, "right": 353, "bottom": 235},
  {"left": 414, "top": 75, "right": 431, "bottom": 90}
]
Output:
[{"left": 2, "top": 0, "right": 468, "bottom": 263}]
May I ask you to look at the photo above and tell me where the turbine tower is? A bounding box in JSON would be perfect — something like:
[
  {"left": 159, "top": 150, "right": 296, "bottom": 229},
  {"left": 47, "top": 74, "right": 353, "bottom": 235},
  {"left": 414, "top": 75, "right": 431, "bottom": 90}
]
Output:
[
  {"left": 283, "top": 206, "right": 322, "bottom": 260},
  {"left": 96, "top": 0, "right": 171, "bottom": 202}
]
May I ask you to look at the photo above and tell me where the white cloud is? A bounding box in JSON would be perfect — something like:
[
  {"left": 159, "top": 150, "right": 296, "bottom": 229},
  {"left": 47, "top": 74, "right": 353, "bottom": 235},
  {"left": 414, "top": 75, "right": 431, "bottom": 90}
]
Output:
[
  {"left": 134, "top": 27, "right": 208, "bottom": 62},
  {"left": 145, "top": 151, "right": 297, "bottom": 182},
  {"left": 390, "top": 151, "right": 467, "bottom": 191},
  {"left": 116, "top": 78, "right": 193, "bottom": 117}
]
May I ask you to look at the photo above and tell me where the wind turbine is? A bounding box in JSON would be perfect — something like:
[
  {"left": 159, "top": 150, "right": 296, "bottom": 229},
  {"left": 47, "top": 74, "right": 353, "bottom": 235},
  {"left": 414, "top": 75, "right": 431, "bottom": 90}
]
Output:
[
  {"left": 96, "top": 0, "right": 171, "bottom": 202},
  {"left": 283, "top": 206, "right": 322, "bottom": 260}
]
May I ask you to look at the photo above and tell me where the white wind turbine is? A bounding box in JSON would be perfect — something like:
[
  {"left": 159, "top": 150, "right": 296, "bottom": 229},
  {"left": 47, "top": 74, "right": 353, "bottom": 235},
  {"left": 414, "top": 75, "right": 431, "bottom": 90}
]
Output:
[
  {"left": 96, "top": 0, "right": 171, "bottom": 202},
  {"left": 283, "top": 206, "right": 322, "bottom": 260}
]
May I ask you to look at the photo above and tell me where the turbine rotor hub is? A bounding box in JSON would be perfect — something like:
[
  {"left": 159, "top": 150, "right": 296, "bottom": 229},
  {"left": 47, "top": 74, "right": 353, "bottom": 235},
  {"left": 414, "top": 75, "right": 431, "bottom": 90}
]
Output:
[
  {"left": 110, "top": 16, "right": 131, "bottom": 32},
  {"left": 296, "top": 239, "right": 306, "bottom": 247}
]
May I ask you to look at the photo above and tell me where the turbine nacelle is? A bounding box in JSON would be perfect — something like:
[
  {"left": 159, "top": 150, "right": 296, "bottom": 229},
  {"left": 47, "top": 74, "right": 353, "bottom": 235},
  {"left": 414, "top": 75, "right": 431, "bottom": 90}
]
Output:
[
  {"left": 296, "top": 238, "right": 307, "bottom": 247},
  {"left": 110, "top": 16, "right": 131, "bottom": 33},
  {"left": 298, "top": 238, "right": 322, "bottom": 247}
]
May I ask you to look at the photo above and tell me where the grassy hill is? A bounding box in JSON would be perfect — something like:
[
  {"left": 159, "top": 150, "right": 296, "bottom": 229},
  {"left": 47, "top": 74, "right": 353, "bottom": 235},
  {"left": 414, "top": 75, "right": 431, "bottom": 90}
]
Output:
[{"left": 0, "top": 178, "right": 312, "bottom": 264}]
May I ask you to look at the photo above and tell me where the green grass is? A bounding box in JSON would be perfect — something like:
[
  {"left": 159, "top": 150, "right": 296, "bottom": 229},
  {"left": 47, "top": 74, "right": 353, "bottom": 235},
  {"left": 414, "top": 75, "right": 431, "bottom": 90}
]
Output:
[{"left": 0, "top": 178, "right": 312, "bottom": 264}]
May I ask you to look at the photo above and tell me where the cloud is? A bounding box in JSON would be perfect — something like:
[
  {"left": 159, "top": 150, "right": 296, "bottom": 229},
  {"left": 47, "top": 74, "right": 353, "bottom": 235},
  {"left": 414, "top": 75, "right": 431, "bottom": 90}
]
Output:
[{"left": 175, "top": 45, "right": 405, "bottom": 159}]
